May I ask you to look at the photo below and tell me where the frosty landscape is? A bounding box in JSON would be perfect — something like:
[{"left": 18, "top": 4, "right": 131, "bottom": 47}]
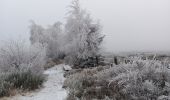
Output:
[{"left": 0, "top": 0, "right": 170, "bottom": 100}]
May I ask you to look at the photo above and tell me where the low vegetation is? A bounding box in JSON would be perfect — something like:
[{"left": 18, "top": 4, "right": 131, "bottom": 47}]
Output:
[
  {"left": 64, "top": 58, "right": 170, "bottom": 100},
  {"left": 0, "top": 69, "right": 46, "bottom": 97},
  {"left": 0, "top": 41, "right": 46, "bottom": 97}
]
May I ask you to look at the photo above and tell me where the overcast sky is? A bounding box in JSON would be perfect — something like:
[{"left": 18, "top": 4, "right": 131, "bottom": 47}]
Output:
[{"left": 0, "top": 0, "right": 170, "bottom": 52}]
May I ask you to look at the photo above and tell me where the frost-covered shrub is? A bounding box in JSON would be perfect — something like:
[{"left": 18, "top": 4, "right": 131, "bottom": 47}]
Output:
[
  {"left": 5, "top": 69, "right": 45, "bottom": 90},
  {"left": 0, "top": 69, "right": 45, "bottom": 97},
  {"left": 114, "top": 60, "right": 170, "bottom": 99},
  {"left": 0, "top": 73, "right": 13, "bottom": 97},
  {"left": 64, "top": 66, "right": 115, "bottom": 100},
  {"left": 102, "top": 60, "right": 170, "bottom": 100},
  {"left": 64, "top": 69, "right": 97, "bottom": 100},
  {"left": 64, "top": 59, "right": 170, "bottom": 100},
  {"left": 0, "top": 40, "right": 46, "bottom": 97},
  {"left": 0, "top": 40, "right": 46, "bottom": 73}
]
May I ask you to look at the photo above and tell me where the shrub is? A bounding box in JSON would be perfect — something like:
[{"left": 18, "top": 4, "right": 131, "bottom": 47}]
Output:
[
  {"left": 0, "top": 40, "right": 46, "bottom": 97},
  {"left": 5, "top": 69, "right": 45, "bottom": 90},
  {"left": 64, "top": 66, "right": 114, "bottom": 100},
  {"left": 0, "top": 69, "right": 46, "bottom": 97},
  {"left": 0, "top": 81, "right": 12, "bottom": 97},
  {"left": 0, "top": 74, "right": 13, "bottom": 97},
  {"left": 105, "top": 60, "right": 170, "bottom": 99},
  {"left": 64, "top": 59, "right": 170, "bottom": 100},
  {"left": 63, "top": 68, "right": 97, "bottom": 99},
  {"left": 0, "top": 40, "right": 46, "bottom": 73}
]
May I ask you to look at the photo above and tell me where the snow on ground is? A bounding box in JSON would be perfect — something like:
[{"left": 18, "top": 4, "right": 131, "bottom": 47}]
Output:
[{"left": 5, "top": 64, "right": 68, "bottom": 100}]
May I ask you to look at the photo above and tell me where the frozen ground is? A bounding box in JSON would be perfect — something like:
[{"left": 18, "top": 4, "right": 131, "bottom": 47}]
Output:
[{"left": 4, "top": 64, "right": 67, "bottom": 100}]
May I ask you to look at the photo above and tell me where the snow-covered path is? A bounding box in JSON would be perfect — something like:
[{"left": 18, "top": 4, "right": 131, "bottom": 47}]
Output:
[{"left": 6, "top": 64, "right": 67, "bottom": 100}]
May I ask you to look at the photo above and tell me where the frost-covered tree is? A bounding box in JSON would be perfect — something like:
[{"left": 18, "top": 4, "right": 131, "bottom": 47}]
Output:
[
  {"left": 64, "top": 0, "right": 105, "bottom": 66},
  {"left": 29, "top": 21, "right": 47, "bottom": 45},
  {"left": 46, "top": 22, "right": 65, "bottom": 59},
  {"left": 29, "top": 21, "right": 64, "bottom": 59}
]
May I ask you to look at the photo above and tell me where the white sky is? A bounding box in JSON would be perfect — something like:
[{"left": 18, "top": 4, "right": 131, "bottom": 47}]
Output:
[{"left": 0, "top": 0, "right": 170, "bottom": 52}]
